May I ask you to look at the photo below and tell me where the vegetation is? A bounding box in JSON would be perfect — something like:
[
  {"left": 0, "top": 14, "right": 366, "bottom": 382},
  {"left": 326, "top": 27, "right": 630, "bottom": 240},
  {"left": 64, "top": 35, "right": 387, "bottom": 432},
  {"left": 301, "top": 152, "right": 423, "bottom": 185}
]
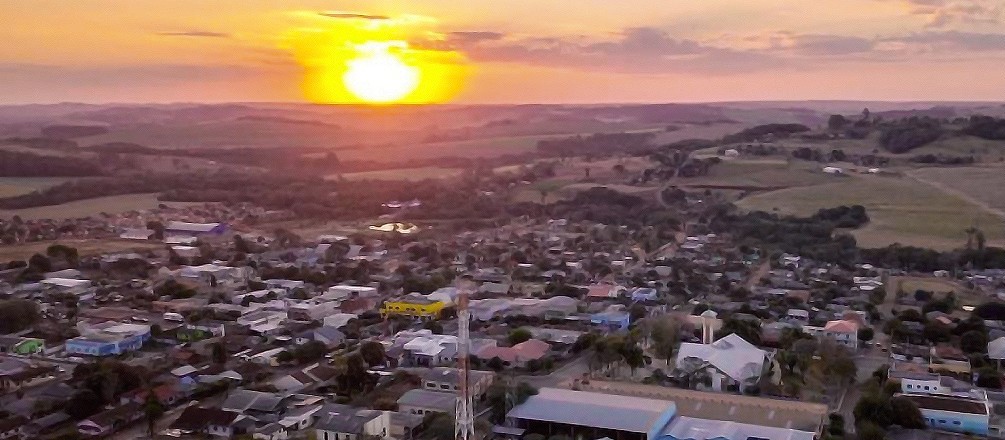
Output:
[
  {"left": 0, "top": 299, "right": 40, "bottom": 333},
  {"left": 878, "top": 117, "right": 944, "bottom": 153},
  {"left": 721, "top": 123, "right": 810, "bottom": 143},
  {"left": 0, "top": 150, "right": 103, "bottom": 177}
]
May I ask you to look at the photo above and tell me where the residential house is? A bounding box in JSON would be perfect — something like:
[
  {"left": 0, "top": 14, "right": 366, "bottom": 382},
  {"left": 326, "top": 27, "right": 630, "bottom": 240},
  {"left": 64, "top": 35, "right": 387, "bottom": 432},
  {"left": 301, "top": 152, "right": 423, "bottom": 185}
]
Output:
[
  {"left": 397, "top": 389, "right": 457, "bottom": 416},
  {"left": 314, "top": 404, "right": 390, "bottom": 440},
  {"left": 289, "top": 300, "right": 342, "bottom": 322},
  {"left": 402, "top": 333, "right": 458, "bottom": 366},
  {"left": 77, "top": 402, "right": 142, "bottom": 436},
  {"left": 0, "top": 416, "right": 26, "bottom": 440},
  {"left": 475, "top": 339, "right": 549, "bottom": 368},
  {"left": 803, "top": 319, "right": 860, "bottom": 350},
  {"left": 591, "top": 307, "right": 632, "bottom": 331},
  {"left": 631, "top": 288, "right": 659, "bottom": 302},
  {"left": 674, "top": 333, "right": 768, "bottom": 393},
  {"left": 421, "top": 367, "right": 495, "bottom": 398},
  {"left": 893, "top": 372, "right": 990, "bottom": 435},
  {"left": 170, "top": 406, "right": 245, "bottom": 438},
  {"left": 295, "top": 327, "right": 346, "bottom": 348},
  {"left": 586, "top": 284, "right": 626, "bottom": 300}
]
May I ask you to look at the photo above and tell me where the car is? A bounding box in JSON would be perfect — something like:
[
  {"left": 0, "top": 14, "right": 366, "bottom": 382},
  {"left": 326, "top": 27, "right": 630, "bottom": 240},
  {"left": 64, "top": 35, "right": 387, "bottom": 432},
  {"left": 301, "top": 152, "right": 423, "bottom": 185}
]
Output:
[{"left": 131, "top": 316, "right": 149, "bottom": 323}]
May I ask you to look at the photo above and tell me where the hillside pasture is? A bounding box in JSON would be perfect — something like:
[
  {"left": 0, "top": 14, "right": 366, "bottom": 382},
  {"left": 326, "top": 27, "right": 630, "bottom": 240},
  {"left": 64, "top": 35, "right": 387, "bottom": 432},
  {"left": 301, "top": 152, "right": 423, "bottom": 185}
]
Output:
[
  {"left": 0, "top": 193, "right": 200, "bottom": 220},
  {"left": 332, "top": 167, "right": 463, "bottom": 181},
  {"left": 0, "top": 177, "right": 75, "bottom": 198},
  {"left": 737, "top": 174, "right": 1005, "bottom": 250}
]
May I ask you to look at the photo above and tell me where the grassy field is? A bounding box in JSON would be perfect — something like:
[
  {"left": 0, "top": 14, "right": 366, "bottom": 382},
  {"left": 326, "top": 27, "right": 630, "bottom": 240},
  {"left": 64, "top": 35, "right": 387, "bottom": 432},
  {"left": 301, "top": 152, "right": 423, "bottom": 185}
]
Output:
[
  {"left": 680, "top": 159, "right": 835, "bottom": 189},
  {"left": 0, "top": 239, "right": 164, "bottom": 261},
  {"left": 737, "top": 174, "right": 1005, "bottom": 250},
  {"left": 331, "top": 167, "right": 463, "bottom": 181},
  {"left": 0, "top": 177, "right": 74, "bottom": 198},
  {"left": 0, "top": 193, "right": 199, "bottom": 220},
  {"left": 910, "top": 166, "right": 1005, "bottom": 213}
]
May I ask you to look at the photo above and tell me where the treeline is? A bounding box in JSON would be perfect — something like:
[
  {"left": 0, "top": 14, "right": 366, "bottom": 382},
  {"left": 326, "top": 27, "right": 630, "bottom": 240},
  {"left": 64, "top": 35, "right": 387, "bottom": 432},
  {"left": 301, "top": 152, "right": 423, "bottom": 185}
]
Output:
[
  {"left": 961, "top": 115, "right": 1005, "bottom": 140},
  {"left": 878, "top": 117, "right": 944, "bottom": 153},
  {"left": 0, "top": 150, "right": 104, "bottom": 177},
  {"left": 40, "top": 125, "right": 109, "bottom": 138},
  {"left": 721, "top": 124, "right": 810, "bottom": 144},
  {"left": 909, "top": 154, "right": 975, "bottom": 165},
  {"left": 861, "top": 245, "right": 1005, "bottom": 272},
  {"left": 536, "top": 132, "right": 656, "bottom": 157}
]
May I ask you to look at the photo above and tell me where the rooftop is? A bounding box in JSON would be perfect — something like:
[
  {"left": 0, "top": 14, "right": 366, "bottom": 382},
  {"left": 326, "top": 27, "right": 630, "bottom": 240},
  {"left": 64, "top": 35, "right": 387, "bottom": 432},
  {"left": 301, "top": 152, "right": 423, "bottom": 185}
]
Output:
[
  {"left": 661, "top": 416, "right": 814, "bottom": 440},
  {"left": 897, "top": 394, "right": 989, "bottom": 415},
  {"left": 507, "top": 388, "right": 676, "bottom": 434}
]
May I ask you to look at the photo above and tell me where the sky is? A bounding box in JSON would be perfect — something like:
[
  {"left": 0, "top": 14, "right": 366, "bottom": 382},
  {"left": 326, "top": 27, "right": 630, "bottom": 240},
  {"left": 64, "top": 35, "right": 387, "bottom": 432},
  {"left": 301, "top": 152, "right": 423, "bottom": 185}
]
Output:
[{"left": 3, "top": 0, "right": 1005, "bottom": 104}]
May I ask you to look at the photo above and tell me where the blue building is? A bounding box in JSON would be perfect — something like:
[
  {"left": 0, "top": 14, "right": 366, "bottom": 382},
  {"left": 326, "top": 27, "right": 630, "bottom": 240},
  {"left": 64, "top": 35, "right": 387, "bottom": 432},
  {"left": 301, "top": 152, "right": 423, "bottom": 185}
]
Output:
[
  {"left": 65, "top": 323, "right": 151, "bottom": 357},
  {"left": 631, "top": 288, "right": 659, "bottom": 302},
  {"left": 894, "top": 372, "right": 990, "bottom": 435}
]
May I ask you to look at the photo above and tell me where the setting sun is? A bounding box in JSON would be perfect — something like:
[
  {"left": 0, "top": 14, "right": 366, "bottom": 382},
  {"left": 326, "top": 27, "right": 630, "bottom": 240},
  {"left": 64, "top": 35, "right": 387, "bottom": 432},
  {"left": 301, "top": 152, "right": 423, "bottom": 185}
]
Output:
[{"left": 344, "top": 42, "right": 420, "bottom": 103}]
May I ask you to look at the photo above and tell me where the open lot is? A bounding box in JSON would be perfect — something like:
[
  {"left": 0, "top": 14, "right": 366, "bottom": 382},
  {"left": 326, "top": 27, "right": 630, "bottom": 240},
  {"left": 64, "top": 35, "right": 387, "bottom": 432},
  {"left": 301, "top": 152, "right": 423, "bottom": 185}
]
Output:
[
  {"left": 0, "top": 238, "right": 163, "bottom": 261},
  {"left": 679, "top": 159, "right": 836, "bottom": 189},
  {"left": 0, "top": 177, "right": 75, "bottom": 198},
  {"left": 0, "top": 193, "right": 199, "bottom": 220},
  {"left": 332, "top": 166, "right": 463, "bottom": 181},
  {"left": 737, "top": 174, "right": 1005, "bottom": 250}
]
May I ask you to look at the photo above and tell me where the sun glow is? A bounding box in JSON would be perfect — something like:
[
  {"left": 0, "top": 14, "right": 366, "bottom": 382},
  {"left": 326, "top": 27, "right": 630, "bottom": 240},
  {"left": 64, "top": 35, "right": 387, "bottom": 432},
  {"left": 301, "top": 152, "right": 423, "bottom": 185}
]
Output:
[{"left": 343, "top": 42, "right": 420, "bottom": 103}]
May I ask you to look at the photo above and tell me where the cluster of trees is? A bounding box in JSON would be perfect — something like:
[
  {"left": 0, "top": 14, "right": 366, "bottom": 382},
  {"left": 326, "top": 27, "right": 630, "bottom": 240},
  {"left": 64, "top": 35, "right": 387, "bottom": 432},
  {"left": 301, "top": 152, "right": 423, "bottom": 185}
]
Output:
[
  {"left": 68, "top": 361, "right": 146, "bottom": 418},
  {"left": 878, "top": 117, "right": 944, "bottom": 153},
  {"left": 40, "top": 124, "right": 109, "bottom": 138},
  {"left": 574, "top": 332, "right": 647, "bottom": 376},
  {"left": 721, "top": 123, "right": 810, "bottom": 144},
  {"left": 536, "top": 132, "right": 656, "bottom": 157},
  {"left": 154, "top": 279, "right": 197, "bottom": 299},
  {"left": 909, "top": 154, "right": 976, "bottom": 165},
  {"left": 0, "top": 150, "right": 103, "bottom": 177},
  {"left": 512, "top": 187, "right": 681, "bottom": 234},
  {"left": 861, "top": 243, "right": 1005, "bottom": 271},
  {"left": 0, "top": 299, "right": 40, "bottom": 333},
  {"left": 277, "top": 340, "right": 329, "bottom": 365},
  {"left": 710, "top": 207, "right": 860, "bottom": 266},
  {"left": 853, "top": 371, "right": 927, "bottom": 440},
  {"left": 811, "top": 205, "right": 869, "bottom": 228},
  {"left": 961, "top": 115, "right": 1005, "bottom": 140}
]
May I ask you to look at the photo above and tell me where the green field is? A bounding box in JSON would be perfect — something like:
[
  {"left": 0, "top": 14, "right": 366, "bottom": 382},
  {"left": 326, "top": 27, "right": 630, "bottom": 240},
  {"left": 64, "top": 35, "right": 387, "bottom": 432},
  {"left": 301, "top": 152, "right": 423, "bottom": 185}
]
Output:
[
  {"left": 0, "top": 177, "right": 75, "bottom": 197},
  {"left": 679, "top": 159, "right": 835, "bottom": 189},
  {"left": 333, "top": 167, "right": 463, "bottom": 181},
  {"left": 909, "top": 166, "right": 1005, "bottom": 213},
  {"left": 737, "top": 174, "right": 1005, "bottom": 250},
  {"left": 0, "top": 193, "right": 199, "bottom": 220}
]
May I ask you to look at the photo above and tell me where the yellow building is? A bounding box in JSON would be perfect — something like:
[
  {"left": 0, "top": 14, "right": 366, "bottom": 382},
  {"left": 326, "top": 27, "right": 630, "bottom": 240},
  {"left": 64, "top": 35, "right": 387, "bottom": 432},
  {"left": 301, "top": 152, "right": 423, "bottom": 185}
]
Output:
[{"left": 381, "top": 295, "right": 446, "bottom": 320}]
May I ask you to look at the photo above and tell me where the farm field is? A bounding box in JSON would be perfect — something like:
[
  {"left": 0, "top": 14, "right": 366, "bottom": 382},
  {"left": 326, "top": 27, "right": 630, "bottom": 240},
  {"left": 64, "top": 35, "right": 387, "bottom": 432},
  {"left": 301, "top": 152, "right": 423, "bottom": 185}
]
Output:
[
  {"left": 679, "top": 159, "right": 836, "bottom": 189},
  {"left": 0, "top": 177, "right": 76, "bottom": 198},
  {"left": 737, "top": 174, "right": 1005, "bottom": 250},
  {"left": 0, "top": 239, "right": 163, "bottom": 261},
  {"left": 332, "top": 167, "right": 463, "bottom": 181},
  {"left": 0, "top": 193, "right": 199, "bottom": 220},
  {"left": 909, "top": 166, "right": 1005, "bottom": 214}
]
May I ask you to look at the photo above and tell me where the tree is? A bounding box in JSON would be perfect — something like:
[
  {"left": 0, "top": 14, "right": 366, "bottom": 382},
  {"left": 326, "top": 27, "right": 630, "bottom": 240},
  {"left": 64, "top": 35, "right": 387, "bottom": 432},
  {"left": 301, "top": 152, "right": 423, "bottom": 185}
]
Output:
[
  {"left": 146, "top": 220, "right": 165, "bottom": 240},
  {"left": 276, "top": 350, "right": 294, "bottom": 364},
  {"left": 857, "top": 327, "right": 874, "bottom": 342},
  {"left": 854, "top": 393, "right": 893, "bottom": 428},
  {"left": 0, "top": 299, "right": 40, "bottom": 333},
  {"left": 211, "top": 342, "right": 227, "bottom": 365},
  {"left": 143, "top": 392, "right": 165, "bottom": 436},
  {"left": 27, "top": 253, "right": 52, "bottom": 273},
  {"left": 65, "top": 390, "right": 103, "bottom": 419},
  {"left": 889, "top": 396, "right": 926, "bottom": 429},
  {"left": 828, "top": 114, "right": 848, "bottom": 131},
  {"left": 856, "top": 421, "right": 886, "bottom": 440},
  {"left": 422, "top": 320, "right": 443, "bottom": 335},
  {"left": 487, "top": 356, "right": 505, "bottom": 371},
  {"left": 360, "top": 341, "right": 386, "bottom": 367},
  {"left": 508, "top": 328, "right": 533, "bottom": 345},
  {"left": 961, "top": 329, "right": 988, "bottom": 354}
]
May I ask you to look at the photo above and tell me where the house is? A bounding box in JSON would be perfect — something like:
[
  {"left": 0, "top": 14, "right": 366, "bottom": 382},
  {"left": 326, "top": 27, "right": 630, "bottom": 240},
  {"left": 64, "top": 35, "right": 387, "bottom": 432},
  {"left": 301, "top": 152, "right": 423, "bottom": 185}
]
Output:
[
  {"left": 674, "top": 333, "right": 768, "bottom": 393},
  {"left": 506, "top": 388, "right": 677, "bottom": 440},
  {"left": 421, "top": 367, "right": 495, "bottom": 398},
  {"left": 397, "top": 389, "right": 457, "bottom": 416},
  {"left": 222, "top": 389, "right": 291, "bottom": 418},
  {"left": 631, "top": 288, "right": 659, "bottom": 302},
  {"left": 591, "top": 307, "right": 632, "bottom": 331},
  {"left": 170, "top": 406, "right": 245, "bottom": 438},
  {"left": 402, "top": 333, "right": 458, "bottom": 366},
  {"left": 380, "top": 295, "right": 446, "bottom": 320},
  {"left": 243, "top": 347, "right": 286, "bottom": 367},
  {"left": 289, "top": 300, "right": 342, "bottom": 322},
  {"left": 892, "top": 374, "right": 990, "bottom": 435},
  {"left": 475, "top": 339, "right": 549, "bottom": 368},
  {"left": 295, "top": 327, "right": 346, "bottom": 348},
  {"left": 314, "top": 404, "right": 390, "bottom": 440},
  {"left": 803, "top": 319, "right": 860, "bottom": 350},
  {"left": 40, "top": 277, "right": 92, "bottom": 296},
  {"left": 322, "top": 313, "right": 358, "bottom": 329},
  {"left": 77, "top": 402, "right": 142, "bottom": 436},
  {"left": 0, "top": 416, "right": 26, "bottom": 440},
  {"left": 165, "top": 221, "right": 227, "bottom": 237},
  {"left": 586, "top": 284, "right": 626, "bottom": 300}
]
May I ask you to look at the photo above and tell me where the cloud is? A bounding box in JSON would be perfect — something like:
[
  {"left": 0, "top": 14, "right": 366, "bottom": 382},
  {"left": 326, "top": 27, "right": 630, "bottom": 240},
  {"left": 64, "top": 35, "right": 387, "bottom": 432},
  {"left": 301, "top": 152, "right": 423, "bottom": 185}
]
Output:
[
  {"left": 787, "top": 34, "right": 876, "bottom": 55},
  {"left": 156, "top": 30, "right": 230, "bottom": 38},
  {"left": 891, "top": 30, "right": 1005, "bottom": 51},
  {"left": 896, "top": 0, "right": 1003, "bottom": 27},
  {"left": 447, "top": 31, "right": 505, "bottom": 43},
  {"left": 318, "top": 11, "right": 389, "bottom": 20}
]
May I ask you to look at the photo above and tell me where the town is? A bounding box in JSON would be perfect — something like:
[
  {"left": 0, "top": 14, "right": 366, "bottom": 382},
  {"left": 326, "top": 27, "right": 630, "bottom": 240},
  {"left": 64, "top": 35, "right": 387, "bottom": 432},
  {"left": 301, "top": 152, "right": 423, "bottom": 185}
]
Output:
[{"left": 1, "top": 187, "right": 1005, "bottom": 440}]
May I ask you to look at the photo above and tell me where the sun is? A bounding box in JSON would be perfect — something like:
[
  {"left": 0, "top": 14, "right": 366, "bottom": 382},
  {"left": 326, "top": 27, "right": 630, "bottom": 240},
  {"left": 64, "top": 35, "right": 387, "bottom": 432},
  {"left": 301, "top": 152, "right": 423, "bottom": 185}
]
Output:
[{"left": 343, "top": 42, "right": 420, "bottom": 103}]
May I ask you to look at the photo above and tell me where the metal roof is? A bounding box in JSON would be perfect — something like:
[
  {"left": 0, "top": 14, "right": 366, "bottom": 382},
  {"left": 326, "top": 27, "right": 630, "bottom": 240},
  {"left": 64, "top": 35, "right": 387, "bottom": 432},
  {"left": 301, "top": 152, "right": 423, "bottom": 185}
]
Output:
[{"left": 506, "top": 388, "right": 675, "bottom": 434}]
